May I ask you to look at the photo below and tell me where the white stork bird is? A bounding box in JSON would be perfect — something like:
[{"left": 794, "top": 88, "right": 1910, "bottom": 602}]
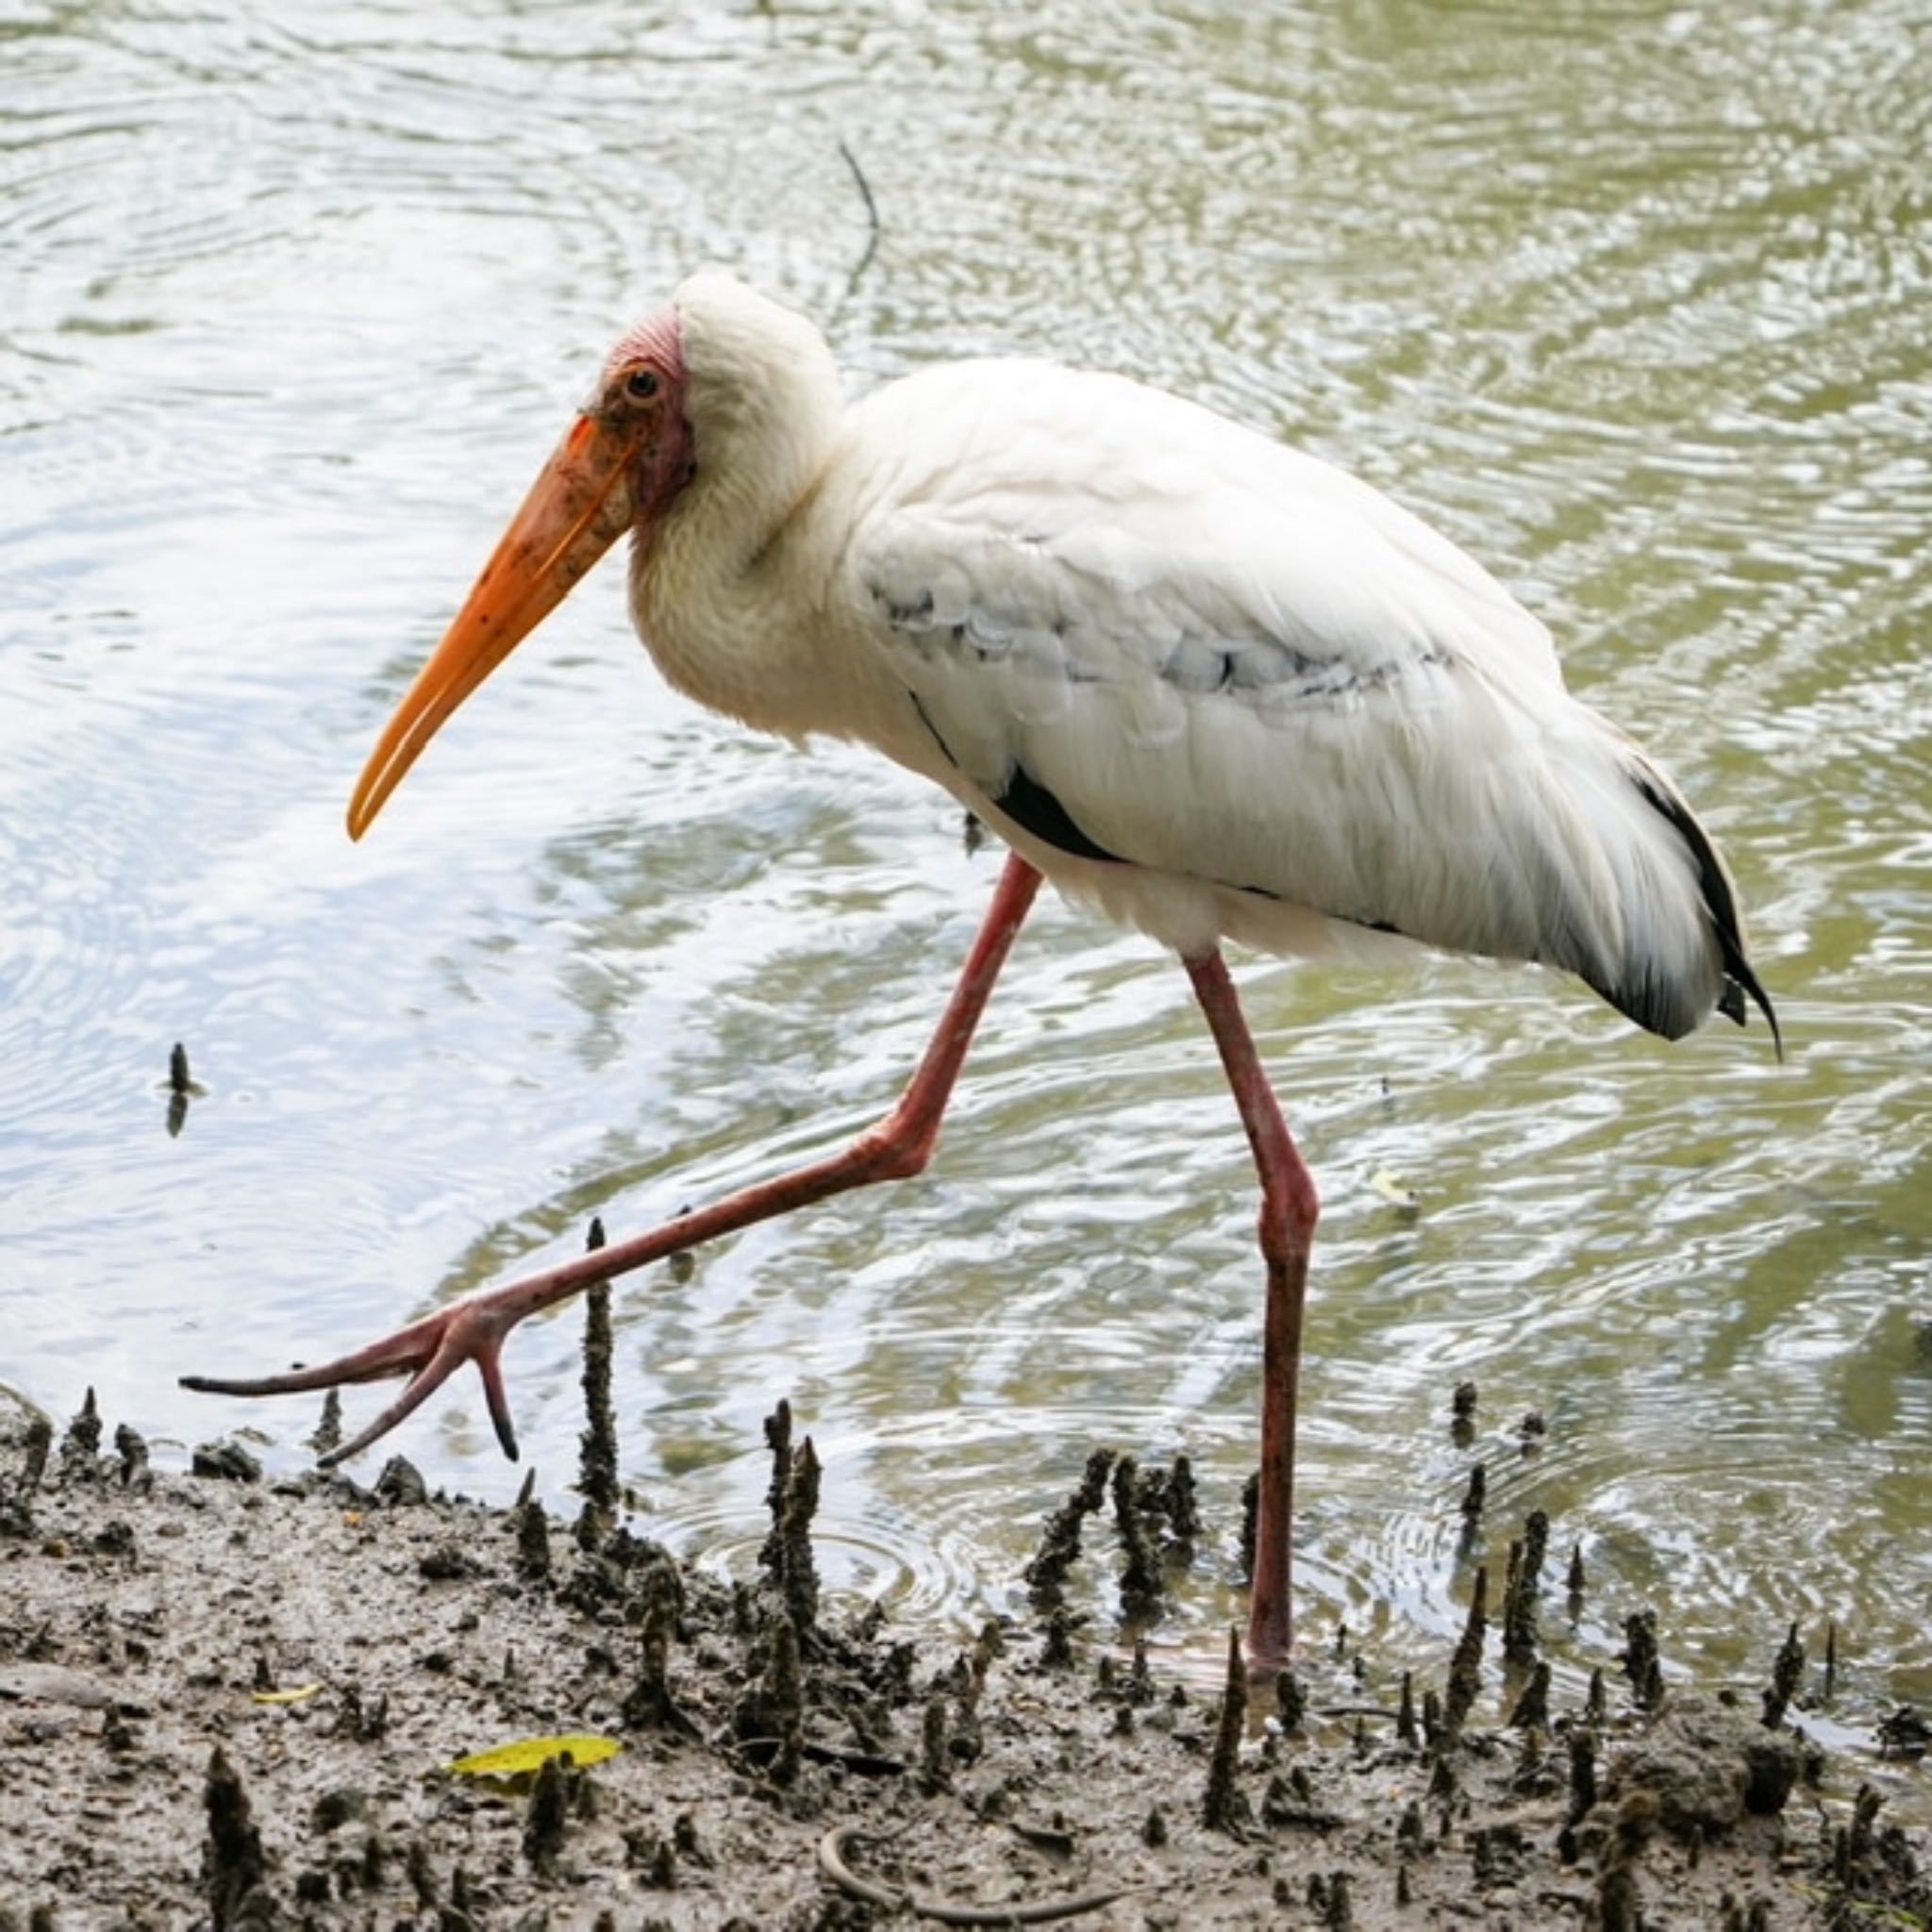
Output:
[{"left": 185, "top": 273, "right": 1777, "bottom": 1674}]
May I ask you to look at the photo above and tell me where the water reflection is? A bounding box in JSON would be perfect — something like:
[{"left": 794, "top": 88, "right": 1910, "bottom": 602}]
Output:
[{"left": 3, "top": 0, "right": 1929, "bottom": 1782}]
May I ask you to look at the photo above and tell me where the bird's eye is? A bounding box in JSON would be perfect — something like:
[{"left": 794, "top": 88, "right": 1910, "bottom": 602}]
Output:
[{"left": 625, "top": 368, "right": 659, "bottom": 400}]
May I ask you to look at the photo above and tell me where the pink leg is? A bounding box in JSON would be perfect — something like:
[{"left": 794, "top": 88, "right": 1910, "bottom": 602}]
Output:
[
  {"left": 1183, "top": 949, "right": 1319, "bottom": 1677},
  {"left": 184, "top": 854, "right": 1044, "bottom": 1467}
]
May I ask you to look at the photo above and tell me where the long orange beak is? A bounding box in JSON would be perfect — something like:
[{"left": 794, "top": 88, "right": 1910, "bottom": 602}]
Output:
[{"left": 347, "top": 408, "right": 645, "bottom": 841}]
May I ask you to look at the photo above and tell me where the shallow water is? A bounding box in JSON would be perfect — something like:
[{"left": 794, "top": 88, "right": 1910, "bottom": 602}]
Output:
[{"left": 5, "top": 0, "right": 1930, "bottom": 1757}]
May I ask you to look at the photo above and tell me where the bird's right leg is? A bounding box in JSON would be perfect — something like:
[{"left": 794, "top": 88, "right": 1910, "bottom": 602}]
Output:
[
  {"left": 1182, "top": 949, "right": 1319, "bottom": 1679},
  {"left": 183, "top": 852, "right": 1045, "bottom": 1467}
]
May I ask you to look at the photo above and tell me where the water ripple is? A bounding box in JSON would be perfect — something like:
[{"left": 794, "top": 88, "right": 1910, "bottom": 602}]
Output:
[{"left": 4, "top": 0, "right": 1929, "bottom": 1767}]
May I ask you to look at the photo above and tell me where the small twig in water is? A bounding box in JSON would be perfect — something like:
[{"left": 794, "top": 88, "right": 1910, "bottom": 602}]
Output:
[{"left": 838, "top": 139, "right": 881, "bottom": 283}]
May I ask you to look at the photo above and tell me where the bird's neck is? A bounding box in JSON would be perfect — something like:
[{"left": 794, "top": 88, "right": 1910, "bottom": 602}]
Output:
[{"left": 627, "top": 348, "right": 847, "bottom": 733}]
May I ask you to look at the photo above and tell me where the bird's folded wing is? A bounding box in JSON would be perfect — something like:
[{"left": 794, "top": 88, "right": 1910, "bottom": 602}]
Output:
[{"left": 841, "top": 359, "right": 1620, "bottom": 962}]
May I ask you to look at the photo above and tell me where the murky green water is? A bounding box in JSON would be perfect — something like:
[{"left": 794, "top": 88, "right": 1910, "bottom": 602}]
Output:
[{"left": 6, "top": 0, "right": 1929, "bottom": 1766}]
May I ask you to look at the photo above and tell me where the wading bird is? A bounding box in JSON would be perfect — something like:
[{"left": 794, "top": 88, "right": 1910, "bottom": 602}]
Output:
[{"left": 184, "top": 274, "right": 1777, "bottom": 1673}]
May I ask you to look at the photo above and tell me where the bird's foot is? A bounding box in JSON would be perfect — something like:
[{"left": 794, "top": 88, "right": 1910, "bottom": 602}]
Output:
[
  {"left": 181, "top": 1288, "right": 529, "bottom": 1467},
  {"left": 1243, "top": 1615, "right": 1291, "bottom": 1684}
]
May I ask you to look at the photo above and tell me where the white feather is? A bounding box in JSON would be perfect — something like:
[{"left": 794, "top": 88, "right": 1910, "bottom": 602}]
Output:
[{"left": 635, "top": 274, "right": 1769, "bottom": 1044}]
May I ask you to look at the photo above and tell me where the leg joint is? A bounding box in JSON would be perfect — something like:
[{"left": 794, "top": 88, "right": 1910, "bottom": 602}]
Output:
[
  {"left": 1256, "top": 1162, "right": 1318, "bottom": 1266},
  {"left": 851, "top": 1112, "right": 937, "bottom": 1185}
]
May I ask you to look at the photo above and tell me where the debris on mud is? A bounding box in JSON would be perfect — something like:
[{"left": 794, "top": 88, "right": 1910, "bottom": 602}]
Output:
[{"left": 1, "top": 1396, "right": 1926, "bottom": 1928}]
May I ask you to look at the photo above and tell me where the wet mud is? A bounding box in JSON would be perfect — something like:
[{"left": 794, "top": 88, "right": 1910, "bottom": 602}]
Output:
[{"left": 1, "top": 1395, "right": 1927, "bottom": 1929}]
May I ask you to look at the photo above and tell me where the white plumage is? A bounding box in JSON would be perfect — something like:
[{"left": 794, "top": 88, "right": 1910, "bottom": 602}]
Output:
[
  {"left": 638, "top": 274, "right": 1774, "bottom": 1044},
  {"left": 186, "top": 271, "right": 1777, "bottom": 1674}
]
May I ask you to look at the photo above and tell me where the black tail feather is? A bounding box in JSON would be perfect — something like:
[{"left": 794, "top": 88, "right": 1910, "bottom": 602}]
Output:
[{"left": 1632, "top": 773, "right": 1782, "bottom": 1062}]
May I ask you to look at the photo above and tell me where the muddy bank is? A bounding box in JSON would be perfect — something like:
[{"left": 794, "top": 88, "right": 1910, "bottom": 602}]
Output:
[{"left": 0, "top": 1398, "right": 1926, "bottom": 1929}]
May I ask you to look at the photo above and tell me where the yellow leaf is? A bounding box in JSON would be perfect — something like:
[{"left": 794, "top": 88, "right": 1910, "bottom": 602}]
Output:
[
  {"left": 444, "top": 1733, "right": 621, "bottom": 1781},
  {"left": 249, "top": 1683, "right": 322, "bottom": 1706}
]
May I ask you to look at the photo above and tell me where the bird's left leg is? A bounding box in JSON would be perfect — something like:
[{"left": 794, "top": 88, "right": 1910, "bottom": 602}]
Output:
[
  {"left": 183, "top": 852, "right": 1045, "bottom": 1466},
  {"left": 1182, "top": 949, "right": 1319, "bottom": 1678}
]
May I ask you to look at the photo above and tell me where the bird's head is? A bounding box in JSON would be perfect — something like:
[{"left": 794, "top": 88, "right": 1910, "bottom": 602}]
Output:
[{"left": 345, "top": 305, "right": 694, "bottom": 840}]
